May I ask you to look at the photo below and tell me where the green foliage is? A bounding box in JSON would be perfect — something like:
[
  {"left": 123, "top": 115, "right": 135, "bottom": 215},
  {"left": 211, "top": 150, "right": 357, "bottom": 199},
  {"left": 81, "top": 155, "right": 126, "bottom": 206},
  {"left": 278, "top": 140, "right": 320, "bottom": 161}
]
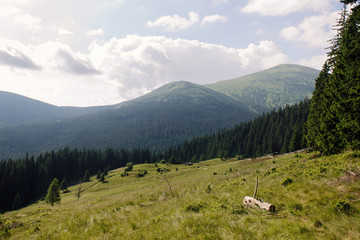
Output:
[
  {"left": 99, "top": 173, "right": 105, "bottom": 182},
  {"left": 125, "top": 162, "right": 133, "bottom": 172},
  {"left": 306, "top": 4, "right": 360, "bottom": 154},
  {"left": 185, "top": 202, "right": 207, "bottom": 213},
  {"left": 136, "top": 170, "right": 148, "bottom": 178},
  {"left": 334, "top": 200, "right": 351, "bottom": 214},
  {"left": 11, "top": 193, "right": 22, "bottom": 210},
  {"left": 96, "top": 170, "right": 101, "bottom": 179},
  {"left": 45, "top": 178, "right": 61, "bottom": 206},
  {"left": 281, "top": 178, "right": 293, "bottom": 186}
]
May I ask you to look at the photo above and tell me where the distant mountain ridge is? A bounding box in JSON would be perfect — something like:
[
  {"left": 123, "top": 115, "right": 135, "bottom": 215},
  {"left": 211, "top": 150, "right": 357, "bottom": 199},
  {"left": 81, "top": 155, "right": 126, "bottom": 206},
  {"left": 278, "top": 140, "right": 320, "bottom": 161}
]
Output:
[
  {"left": 207, "top": 64, "right": 319, "bottom": 113},
  {"left": 0, "top": 64, "right": 320, "bottom": 159},
  {"left": 0, "top": 91, "right": 110, "bottom": 125}
]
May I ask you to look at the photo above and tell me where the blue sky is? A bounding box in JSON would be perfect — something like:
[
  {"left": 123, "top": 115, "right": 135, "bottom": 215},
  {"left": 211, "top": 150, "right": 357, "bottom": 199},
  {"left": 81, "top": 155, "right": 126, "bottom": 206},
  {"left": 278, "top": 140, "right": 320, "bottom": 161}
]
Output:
[{"left": 0, "top": 0, "right": 344, "bottom": 106}]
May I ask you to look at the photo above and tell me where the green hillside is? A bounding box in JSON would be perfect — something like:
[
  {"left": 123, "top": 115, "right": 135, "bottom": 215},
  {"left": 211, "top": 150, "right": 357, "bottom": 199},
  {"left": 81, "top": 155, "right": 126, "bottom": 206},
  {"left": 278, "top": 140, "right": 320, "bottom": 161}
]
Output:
[
  {"left": 207, "top": 64, "right": 319, "bottom": 113},
  {"left": 2, "top": 151, "right": 359, "bottom": 239},
  {"left": 0, "top": 82, "right": 256, "bottom": 158}
]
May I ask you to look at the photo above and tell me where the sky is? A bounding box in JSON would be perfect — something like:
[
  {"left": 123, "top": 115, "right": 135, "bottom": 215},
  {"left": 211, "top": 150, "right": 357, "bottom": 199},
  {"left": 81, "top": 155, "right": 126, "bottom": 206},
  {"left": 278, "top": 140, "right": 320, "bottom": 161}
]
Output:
[{"left": 0, "top": 0, "right": 344, "bottom": 107}]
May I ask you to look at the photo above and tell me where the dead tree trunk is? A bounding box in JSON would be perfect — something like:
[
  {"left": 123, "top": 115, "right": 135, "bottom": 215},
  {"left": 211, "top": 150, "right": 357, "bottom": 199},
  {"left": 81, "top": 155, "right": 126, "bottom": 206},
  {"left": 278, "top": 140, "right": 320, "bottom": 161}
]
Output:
[{"left": 243, "top": 177, "right": 275, "bottom": 212}]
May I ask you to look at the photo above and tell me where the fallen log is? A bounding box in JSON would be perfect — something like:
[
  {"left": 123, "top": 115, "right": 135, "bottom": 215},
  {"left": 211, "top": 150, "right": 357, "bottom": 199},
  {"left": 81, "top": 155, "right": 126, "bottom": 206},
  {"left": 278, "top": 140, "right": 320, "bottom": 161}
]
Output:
[
  {"left": 243, "top": 177, "right": 275, "bottom": 212},
  {"left": 243, "top": 196, "right": 275, "bottom": 212}
]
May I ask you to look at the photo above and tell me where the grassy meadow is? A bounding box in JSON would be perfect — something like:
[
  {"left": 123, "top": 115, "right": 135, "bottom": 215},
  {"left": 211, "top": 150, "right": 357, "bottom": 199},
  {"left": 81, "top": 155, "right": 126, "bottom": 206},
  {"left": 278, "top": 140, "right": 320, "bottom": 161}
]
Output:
[{"left": 1, "top": 151, "right": 360, "bottom": 239}]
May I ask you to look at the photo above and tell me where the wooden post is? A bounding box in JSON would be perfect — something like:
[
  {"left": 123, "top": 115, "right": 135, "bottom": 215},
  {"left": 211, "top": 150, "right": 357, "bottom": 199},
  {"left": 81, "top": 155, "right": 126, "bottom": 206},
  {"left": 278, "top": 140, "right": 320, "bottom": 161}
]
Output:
[{"left": 243, "top": 177, "right": 275, "bottom": 212}]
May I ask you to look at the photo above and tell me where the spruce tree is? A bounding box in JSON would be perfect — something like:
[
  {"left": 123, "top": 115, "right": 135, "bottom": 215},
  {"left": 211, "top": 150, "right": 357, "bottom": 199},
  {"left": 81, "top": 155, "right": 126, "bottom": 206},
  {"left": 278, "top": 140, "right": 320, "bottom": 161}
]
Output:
[
  {"left": 45, "top": 178, "right": 61, "bottom": 206},
  {"left": 96, "top": 170, "right": 101, "bottom": 179},
  {"left": 12, "top": 193, "right": 22, "bottom": 210},
  {"left": 306, "top": 2, "right": 360, "bottom": 154}
]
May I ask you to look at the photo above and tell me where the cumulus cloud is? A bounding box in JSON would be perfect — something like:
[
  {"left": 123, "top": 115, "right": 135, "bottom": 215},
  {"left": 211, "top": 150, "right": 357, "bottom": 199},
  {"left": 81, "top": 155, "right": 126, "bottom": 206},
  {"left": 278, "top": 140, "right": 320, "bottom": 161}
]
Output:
[
  {"left": 146, "top": 12, "right": 200, "bottom": 32},
  {"left": 56, "top": 49, "right": 101, "bottom": 75},
  {"left": 280, "top": 11, "right": 338, "bottom": 48},
  {"left": 201, "top": 15, "right": 228, "bottom": 26},
  {"left": 87, "top": 28, "right": 104, "bottom": 36},
  {"left": 241, "top": 0, "right": 333, "bottom": 16},
  {"left": 299, "top": 54, "right": 327, "bottom": 70},
  {"left": 147, "top": 12, "right": 228, "bottom": 31},
  {"left": 88, "top": 35, "right": 288, "bottom": 99},
  {"left": 212, "top": 0, "right": 229, "bottom": 7},
  {"left": 0, "top": 47, "right": 41, "bottom": 70}
]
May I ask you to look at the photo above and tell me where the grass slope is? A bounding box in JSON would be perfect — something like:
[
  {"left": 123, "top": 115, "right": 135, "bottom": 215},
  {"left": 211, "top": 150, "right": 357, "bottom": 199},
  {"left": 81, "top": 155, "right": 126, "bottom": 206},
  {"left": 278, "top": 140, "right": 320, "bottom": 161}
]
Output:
[
  {"left": 2, "top": 151, "right": 360, "bottom": 239},
  {"left": 207, "top": 64, "right": 320, "bottom": 114}
]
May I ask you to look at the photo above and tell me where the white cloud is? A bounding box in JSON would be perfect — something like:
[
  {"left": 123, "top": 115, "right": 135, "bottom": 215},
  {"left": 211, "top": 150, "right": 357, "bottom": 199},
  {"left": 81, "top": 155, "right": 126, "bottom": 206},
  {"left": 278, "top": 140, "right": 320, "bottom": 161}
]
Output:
[
  {"left": 88, "top": 35, "right": 288, "bottom": 101},
  {"left": 241, "top": 0, "right": 333, "bottom": 16},
  {"left": 280, "top": 11, "right": 338, "bottom": 48},
  {"left": 212, "top": 0, "right": 229, "bottom": 7},
  {"left": 201, "top": 15, "right": 228, "bottom": 26},
  {"left": 87, "top": 28, "right": 105, "bottom": 36},
  {"left": 58, "top": 28, "right": 73, "bottom": 36},
  {"left": 146, "top": 12, "right": 200, "bottom": 32},
  {"left": 0, "top": 6, "right": 21, "bottom": 16},
  {"left": 299, "top": 54, "right": 327, "bottom": 70},
  {"left": 0, "top": 35, "right": 288, "bottom": 106}
]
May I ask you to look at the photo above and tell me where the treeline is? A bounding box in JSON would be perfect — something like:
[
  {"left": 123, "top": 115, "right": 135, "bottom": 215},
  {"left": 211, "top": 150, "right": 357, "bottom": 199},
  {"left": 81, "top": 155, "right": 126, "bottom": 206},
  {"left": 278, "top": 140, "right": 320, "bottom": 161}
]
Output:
[
  {"left": 0, "top": 148, "right": 155, "bottom": 212},
  {"left": 0, "top": 100, "right": 309, "bottom": 212},
  {"left": 162, "top": 99, "right": 309, "bottom": 163}
]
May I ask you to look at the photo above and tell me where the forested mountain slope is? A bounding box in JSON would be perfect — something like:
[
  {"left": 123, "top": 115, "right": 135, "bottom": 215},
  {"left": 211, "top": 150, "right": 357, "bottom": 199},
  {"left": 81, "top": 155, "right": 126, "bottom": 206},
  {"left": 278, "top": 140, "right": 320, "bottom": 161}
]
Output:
[
  {"left": 0, "top": 91, "right": 109, "bottom": 126},
  {"left": 0, "top": 82, "right": 256, "bottom": 158},
  {"left": 207, "top": 64, "right": 319, "bottom": 113}
]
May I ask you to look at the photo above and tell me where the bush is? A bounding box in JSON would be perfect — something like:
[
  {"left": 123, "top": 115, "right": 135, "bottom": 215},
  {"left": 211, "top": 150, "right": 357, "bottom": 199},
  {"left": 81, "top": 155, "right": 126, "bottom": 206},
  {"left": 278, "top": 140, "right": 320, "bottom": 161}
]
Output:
[
  {"left": 136, "top": 170, "right": 148, "bottom": 178},
  {"left": 185, "top": 202, "right": 206, "bottom": 213},
  {"left": 125, "top": 162, "right": 133, "bottom": 172},
  {"left": 334, "top": 200, "right": 351, "bottom": 214},
  {"left": 281, "top": 178, "right": 293, "bottom": 186}
]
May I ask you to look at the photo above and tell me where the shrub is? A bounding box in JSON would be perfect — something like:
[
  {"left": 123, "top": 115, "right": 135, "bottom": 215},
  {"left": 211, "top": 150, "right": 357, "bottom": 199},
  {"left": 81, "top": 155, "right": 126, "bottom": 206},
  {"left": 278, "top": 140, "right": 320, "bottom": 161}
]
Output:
[
  {"left": 334, "top": 200, "right": 351, "bottom": 214},
  {"left": 125, "top": 162, "right": 133, "bottom": 172},
  {"left": 136, "top": 170, "right": 148, "bottom": 178},
  {"left": 205, "top": 185, "right": 212, "bottom": 194},
  {"left": 281, "top": 178, "right": 293, "bottom": 186},
  {"left": 185, "top": 202, "right": 206, "bottom": 213}
]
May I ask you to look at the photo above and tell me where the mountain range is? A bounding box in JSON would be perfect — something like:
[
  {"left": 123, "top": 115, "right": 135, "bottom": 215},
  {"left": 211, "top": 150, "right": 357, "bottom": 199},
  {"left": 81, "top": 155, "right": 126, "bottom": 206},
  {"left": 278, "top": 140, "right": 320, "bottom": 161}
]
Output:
[{"left": 0, "top": 64, "right": 319, "bottom": 159}]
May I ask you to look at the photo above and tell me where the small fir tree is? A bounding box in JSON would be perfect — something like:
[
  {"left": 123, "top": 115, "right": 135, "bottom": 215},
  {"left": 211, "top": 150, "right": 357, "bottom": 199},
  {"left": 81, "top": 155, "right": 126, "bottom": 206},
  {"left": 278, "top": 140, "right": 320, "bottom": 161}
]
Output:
[
  {"left": 96, "top": 170, "right": 101, "bottom": 179},
  {"left": 45, "top": 178, "right": 61, "bottom": 206},
  {"left": 12, "top": 193, "right": 22, "bottom": 210}
]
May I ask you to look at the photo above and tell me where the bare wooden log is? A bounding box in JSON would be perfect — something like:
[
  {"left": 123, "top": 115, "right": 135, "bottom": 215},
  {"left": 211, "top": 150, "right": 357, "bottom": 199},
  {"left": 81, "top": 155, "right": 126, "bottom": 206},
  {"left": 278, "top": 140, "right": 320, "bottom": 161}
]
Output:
[
  {"left": 243, "top": 177, "right": 275, "bottom": 212},
  {"left": 243, "top": 196, "right": 275, "bottom": 212}
]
